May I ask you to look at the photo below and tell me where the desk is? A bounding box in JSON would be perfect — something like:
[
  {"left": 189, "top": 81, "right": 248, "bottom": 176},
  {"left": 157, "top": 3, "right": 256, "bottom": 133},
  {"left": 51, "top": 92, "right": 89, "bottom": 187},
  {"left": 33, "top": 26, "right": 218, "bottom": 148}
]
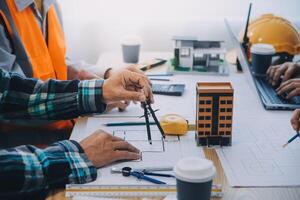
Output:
[{"left": 49, "top": 52, "right": 300, "bottom": 200}]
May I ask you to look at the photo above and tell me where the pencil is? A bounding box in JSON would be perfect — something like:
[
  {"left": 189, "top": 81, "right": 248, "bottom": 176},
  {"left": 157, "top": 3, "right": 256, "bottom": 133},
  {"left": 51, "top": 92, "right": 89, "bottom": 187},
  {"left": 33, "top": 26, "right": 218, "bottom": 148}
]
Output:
[
  {"left": 282, "top": 131, "right": 300, "bottom": 148},
  {"left": 150, "top": 78, "right": 170, "bottom": 81},
  {"left": 147, "top": 73, "right": 174, "bottom": 77},
  {"left": 105, "top": 122, "right": 156, "bottom": 127}
]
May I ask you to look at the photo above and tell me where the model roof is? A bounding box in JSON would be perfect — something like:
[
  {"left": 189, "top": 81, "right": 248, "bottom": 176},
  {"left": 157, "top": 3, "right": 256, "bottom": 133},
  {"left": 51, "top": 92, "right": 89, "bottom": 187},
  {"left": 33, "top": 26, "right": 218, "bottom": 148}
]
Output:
[{"left": 197, "top": 82, "right": 233, "bottom": 93}]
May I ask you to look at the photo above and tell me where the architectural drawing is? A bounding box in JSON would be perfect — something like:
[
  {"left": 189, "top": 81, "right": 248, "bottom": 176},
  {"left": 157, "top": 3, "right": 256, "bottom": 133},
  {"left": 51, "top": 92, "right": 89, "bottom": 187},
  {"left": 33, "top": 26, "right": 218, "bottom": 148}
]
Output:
[
  {"left": 113, "top": 130, "right": 180, "bottom": 153},
  {"left": 216, "top": 119, "right": 300, "bottom": 187}
]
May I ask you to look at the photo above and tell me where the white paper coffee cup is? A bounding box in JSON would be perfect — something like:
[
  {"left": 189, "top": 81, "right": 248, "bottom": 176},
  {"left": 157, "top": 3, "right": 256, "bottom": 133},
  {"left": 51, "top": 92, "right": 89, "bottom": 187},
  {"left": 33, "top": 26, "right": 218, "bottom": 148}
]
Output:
[
  {"left": 174, "top": 157, "right": 216, "bottom": 200},
  {"left": 251, "top": 43, "right": 276, "bottom": 76},
  {"left": 121, "top": 36, "right": 141, "bottom": 63}
]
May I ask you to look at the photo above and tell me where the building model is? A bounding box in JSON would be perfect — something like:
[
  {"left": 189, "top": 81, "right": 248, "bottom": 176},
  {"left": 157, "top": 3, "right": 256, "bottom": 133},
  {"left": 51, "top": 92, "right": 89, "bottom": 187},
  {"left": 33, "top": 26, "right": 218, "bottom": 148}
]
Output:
[
  {"left": 172, "top": 36, "right": 226, "bottom": 73},
  {"left": 196, "top": 82, "right": 234, "bottom": 146}
]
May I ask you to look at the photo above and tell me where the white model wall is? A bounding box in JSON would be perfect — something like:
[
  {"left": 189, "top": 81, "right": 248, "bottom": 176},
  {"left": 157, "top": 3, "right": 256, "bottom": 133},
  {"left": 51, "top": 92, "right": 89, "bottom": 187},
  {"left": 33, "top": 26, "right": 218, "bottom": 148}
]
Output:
[{"left": 57, "top": 0, "right": 300, "bottom": 63}]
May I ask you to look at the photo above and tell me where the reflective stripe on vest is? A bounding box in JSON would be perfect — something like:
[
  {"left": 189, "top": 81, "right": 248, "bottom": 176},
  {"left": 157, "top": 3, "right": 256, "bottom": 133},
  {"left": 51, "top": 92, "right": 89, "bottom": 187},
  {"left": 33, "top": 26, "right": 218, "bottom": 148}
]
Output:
[{"left": 6, "top": 0, "right": 67, "bottom": 80}]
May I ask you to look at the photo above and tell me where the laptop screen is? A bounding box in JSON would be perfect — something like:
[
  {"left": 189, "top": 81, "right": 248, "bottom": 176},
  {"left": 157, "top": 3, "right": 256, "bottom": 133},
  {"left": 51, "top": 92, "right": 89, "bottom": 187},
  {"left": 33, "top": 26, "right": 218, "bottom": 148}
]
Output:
[{"left": 224, "top": 19, "right": 258, "bottom": 92}]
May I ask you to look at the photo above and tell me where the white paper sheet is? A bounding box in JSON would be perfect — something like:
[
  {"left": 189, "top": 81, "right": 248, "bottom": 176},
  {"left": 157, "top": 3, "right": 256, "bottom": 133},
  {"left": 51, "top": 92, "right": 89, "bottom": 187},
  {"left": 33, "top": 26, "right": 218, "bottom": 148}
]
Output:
[
  {"left": 72, "top": 117, "right": 204, "bottom": 187},
  {"left": 216, "top": 117, "right": 300, "bottom": 187},
  {"left": 70, "top": 71, "right": 299, "bottom": 188}
]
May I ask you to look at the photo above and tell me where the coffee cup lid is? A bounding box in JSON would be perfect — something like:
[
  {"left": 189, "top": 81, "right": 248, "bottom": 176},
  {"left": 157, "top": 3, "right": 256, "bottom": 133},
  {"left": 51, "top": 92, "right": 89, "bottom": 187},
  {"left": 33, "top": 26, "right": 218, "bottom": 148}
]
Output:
[
  {"left": 174, "top": 157, "right": 216, "bottom": 183},
  {"left": 250, "top": 43, "right": 276, "bottom": 55}
]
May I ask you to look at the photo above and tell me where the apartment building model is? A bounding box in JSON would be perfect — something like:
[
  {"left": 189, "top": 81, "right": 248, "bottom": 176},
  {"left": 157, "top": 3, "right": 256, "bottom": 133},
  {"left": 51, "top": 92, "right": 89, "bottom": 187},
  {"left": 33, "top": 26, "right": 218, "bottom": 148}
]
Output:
[{"left": 196, "top": 82, "right": 234, "bottom": 146}]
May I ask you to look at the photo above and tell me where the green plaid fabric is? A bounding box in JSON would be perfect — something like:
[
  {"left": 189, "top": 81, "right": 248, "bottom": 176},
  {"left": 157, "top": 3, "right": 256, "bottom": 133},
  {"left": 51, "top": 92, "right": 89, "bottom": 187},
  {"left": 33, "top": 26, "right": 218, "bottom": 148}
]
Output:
[
  {"left": 0, "top": 69, "right": 108, "bottom": 198},
  {"left": 0, "top": 69, "right": 106, "bottom": 119},
  {"left": 0, "top": 140, "right": 97, "bottom": 199}
]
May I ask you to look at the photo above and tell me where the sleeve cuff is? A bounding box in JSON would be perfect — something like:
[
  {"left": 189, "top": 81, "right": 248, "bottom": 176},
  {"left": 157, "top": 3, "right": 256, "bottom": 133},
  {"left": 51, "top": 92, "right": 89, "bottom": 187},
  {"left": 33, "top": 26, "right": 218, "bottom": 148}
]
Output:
[
  {"left": 58, "top": 140, "right": 97, "bottom": 184},
  {"left": 77, "top": 79, "right": 107, "bottom": 114}
]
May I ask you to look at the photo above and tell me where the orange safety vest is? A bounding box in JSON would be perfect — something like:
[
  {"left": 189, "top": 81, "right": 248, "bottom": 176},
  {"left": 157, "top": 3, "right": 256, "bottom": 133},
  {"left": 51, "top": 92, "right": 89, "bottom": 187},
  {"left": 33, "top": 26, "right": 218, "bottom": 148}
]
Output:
[{"left": 0, "top": 0, "right": 73, "bottom": 134}]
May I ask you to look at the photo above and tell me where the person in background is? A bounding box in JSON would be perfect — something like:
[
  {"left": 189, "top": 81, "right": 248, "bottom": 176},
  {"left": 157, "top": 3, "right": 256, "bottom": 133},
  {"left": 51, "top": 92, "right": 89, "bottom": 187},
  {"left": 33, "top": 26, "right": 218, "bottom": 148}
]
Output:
[
  {"left": 267, "top": 62, "right": 300, "bottom": 99},
  {"left": 0, "top": 0, "right": 140, "bottom": 145},
  {"left": 0, "top": 67, "right": 153, "bottom": 199}
]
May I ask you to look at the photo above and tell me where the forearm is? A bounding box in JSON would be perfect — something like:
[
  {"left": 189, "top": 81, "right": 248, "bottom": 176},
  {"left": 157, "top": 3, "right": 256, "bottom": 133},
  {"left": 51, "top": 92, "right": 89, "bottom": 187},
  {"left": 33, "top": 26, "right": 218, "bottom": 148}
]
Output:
[
  {"left": 0, "top": 69, "right": 106, "bottom": 120},
  {"left": 0, "top": 140, "right": 97, "bottom": 196},
  {"left": 66, "top": 58, "right": 111, "bottom": 80}
]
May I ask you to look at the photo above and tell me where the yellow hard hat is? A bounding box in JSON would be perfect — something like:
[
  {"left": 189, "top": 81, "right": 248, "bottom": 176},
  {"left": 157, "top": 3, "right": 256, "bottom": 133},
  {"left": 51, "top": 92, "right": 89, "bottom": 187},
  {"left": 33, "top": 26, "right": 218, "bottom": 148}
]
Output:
[{"left": 241, "top": 14, "right": 300, "bottom": 56}]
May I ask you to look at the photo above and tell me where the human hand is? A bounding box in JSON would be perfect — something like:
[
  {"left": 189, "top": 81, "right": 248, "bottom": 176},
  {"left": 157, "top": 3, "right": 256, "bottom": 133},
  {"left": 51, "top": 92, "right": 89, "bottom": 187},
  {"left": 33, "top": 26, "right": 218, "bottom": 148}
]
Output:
[
  {"left": 68, "top": 66, "right": 100, "bottom": 80},
  {"left": 103, "top": 65, "right": 145, "bottom": 111},
  {"left": 105, "top": 65, "right": 145, "bottom": 79},
  {"left": 106, "top": 101, "right": 130, "bottom": 112},
  {"left": 276, "top": 78, "right": 300, "bottom": 99},
  {"left": 77, "top": 69, "right": 100, "bottom": 80},
  {"left": 291, "top": 109, "right": 300, "bottom": 131},
  {"left": 104, "top": 65, "right": 145, "bottom": 109},
  {"left": 79, "top": 130, "right": 141, "bottom": 167},
  {"left": 102, "top": 69, "right": 153, "bottom": 103},
  {"left": 266, "top": 62, "right": 300, "bottom": 87}
]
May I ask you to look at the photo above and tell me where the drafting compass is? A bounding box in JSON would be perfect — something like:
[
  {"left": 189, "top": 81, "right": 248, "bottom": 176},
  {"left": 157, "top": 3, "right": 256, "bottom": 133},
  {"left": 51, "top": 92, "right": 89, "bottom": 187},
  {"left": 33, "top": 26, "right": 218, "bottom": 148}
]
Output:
[{"left": 141, "top": 101, "right": 165, "bottom": 144}]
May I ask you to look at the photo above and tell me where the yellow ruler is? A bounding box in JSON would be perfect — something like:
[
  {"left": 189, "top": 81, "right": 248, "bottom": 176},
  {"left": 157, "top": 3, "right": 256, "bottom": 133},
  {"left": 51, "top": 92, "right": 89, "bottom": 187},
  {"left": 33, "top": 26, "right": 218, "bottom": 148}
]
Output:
[{"left": 66, "top": 184, "right": 222, "bottom": 198}]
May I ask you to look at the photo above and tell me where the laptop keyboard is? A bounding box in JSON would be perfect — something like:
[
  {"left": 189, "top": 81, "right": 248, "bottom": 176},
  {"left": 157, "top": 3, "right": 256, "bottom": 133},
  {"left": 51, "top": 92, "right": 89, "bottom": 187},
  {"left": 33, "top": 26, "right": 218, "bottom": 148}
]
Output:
[{"left": 256, "top": 77, "right": 300, "bottom": 105}]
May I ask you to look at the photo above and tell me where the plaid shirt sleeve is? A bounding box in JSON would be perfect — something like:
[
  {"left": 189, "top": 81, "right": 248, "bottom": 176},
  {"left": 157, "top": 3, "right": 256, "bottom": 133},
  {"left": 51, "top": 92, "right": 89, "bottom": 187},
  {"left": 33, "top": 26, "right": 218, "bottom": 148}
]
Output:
[
  {"left": 0, "top": 69, "right": 107, "bottom": 196},
  {"left": 0, "top": 140, "right": 97, "bottom": 197},
  {"left": 0, "top": 68, "right": 106, "bottom": 120}
]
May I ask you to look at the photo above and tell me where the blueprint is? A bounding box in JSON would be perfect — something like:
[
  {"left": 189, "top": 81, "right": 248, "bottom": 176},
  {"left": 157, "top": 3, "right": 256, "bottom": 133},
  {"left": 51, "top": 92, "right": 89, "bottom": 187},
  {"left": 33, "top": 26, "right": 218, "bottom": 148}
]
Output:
[
  {"left": 74, "top": 117, "right": 204, "bottom": 186},
  {"left": 69, "top": 71, "right": 300, "bottom": 188},
  {"left": 216, "top": 118, "right": 300, "bottom": 187}
]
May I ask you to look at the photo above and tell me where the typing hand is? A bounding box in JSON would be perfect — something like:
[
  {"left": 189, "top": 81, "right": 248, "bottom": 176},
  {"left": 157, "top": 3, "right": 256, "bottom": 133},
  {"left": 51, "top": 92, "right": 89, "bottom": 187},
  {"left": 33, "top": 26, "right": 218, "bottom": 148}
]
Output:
[
  {"left": 266, "top": 62, "right": 300, "bottom": 87},
  {"left": 276, "top": 78, "right": 300, "bottom": 99},
  {"left": 80, "top": 130, "right": 141, "bottom": 167},
  {"left": 291, "top": 109, "right": 300, "bottom": 131},
  {"left": 102, "top": 69, "right": 153, "bottom": 103}
]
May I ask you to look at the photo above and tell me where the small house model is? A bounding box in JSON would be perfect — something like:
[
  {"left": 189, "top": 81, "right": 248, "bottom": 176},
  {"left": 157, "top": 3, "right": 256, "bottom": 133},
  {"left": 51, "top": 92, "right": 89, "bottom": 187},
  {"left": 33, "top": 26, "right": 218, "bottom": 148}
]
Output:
[
  {"left": 196, "top": 82, "right": 234, "bottom": 146},
  {"left": 172, "top": 36, "right": 226, "bottom": 72}
]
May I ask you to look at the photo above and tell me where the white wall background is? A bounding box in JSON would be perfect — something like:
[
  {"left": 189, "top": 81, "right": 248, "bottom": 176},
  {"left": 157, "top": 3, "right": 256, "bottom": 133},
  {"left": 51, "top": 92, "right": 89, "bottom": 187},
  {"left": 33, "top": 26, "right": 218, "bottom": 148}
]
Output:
[{"left": 58, "top": 0, "right": 300, "bottom": 63}]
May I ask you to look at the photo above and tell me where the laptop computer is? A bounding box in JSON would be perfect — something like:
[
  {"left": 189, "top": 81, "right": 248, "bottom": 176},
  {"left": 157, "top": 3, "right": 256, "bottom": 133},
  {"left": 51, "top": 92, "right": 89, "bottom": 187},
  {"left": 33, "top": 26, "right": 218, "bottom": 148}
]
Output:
[{"left": 225, "top": 19, "right": 300, "bottom": 110}]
